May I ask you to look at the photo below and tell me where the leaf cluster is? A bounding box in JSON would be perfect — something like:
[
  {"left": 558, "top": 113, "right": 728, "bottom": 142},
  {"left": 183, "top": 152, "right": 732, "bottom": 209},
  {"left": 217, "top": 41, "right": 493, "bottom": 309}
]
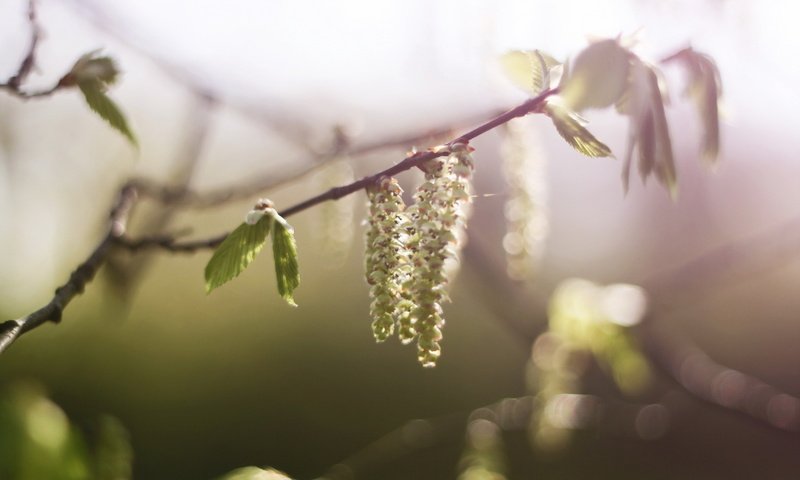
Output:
[{"left": 205, "top": 203, "right": 300, "bottom": 307}]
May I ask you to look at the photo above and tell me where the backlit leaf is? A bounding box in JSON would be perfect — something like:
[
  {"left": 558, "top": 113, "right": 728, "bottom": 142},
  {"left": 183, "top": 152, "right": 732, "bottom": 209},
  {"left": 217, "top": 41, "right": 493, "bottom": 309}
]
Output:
[
  {"left": 205, "top": 216, "right": 272, "bottom": 293},
  {"left": 544, "top": 101, "right": 612, "bottom": 158},
  {"left": 500, "top": 50, "right": 561, "bottom": 95},
  {"left": 271, "top": 215, "right": 300, "bottom": 307},
  {"left": 560, "top": 39, "right": 631, "bottom": 112},
  {"left": 78, "top": 80, "right": 137, "bottom": 147}
]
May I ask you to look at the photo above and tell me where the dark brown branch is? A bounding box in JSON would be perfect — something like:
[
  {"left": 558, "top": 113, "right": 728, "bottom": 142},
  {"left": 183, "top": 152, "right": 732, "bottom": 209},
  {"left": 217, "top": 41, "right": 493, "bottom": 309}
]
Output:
[
  {"left": 0, "top": 185, "right": 138, "bottom": 353},
  {"left": 7, "top": 0, "right": 40, "bottom": 89},
  {"left": 0, "top": 0, "right": 63, "bottom": 99}
]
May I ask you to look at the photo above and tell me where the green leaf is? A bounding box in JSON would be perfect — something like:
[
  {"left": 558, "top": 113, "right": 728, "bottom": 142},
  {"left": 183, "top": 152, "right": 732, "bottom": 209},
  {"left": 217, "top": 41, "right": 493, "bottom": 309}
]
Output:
[
  {"left": 544, "top": 101, "right": 612, "bottom": 158},
  {"left": 205, "top": 216, "right": 272, "bottom": 293},
  {"left": 500, "top": 50, "right": 561, "bottom": 95},
  {"left": 560, "top": 39, "right": 631, "bottom": 112},
  {"left": 78, "top": 80, "right": 137, "bottom": 147},
  {"left": 216, "top": 467, "right": 293, "bottom": 480},
  {"left": 271, "top": 215, "right": 300, "bottom": 307}
]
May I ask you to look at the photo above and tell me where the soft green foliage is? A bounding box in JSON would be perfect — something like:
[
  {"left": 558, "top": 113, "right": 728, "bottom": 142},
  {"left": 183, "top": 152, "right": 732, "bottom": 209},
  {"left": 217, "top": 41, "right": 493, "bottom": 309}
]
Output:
[
  {"left": 548, "top": 279, "right": 651, "bottom": 394},
  {"left": 0, "top": 383, "right": 132, "bottom": 480},
  {"left": 527, "top": 279, "right": 651, "bottom": 451},
  {"left": 544, "top": 102, "right": 612, "bottom": 157},
  {"left": 216, "top": 467, "right": 293, "bottom": 480},
  {"left": 205, "top": 215, "right": 273, "bottom": 293},
  {"left": 0, "top": 384, "right": 89, "bottom": 480},
  {"left": 560, "top": 39, "right": 631, "bottom": 112},
  {"left": 271, "top": 217, "right": 300, "bottom": 307},
  {"left": 500, "top": 44, "right": 613, "bottom": 160}
]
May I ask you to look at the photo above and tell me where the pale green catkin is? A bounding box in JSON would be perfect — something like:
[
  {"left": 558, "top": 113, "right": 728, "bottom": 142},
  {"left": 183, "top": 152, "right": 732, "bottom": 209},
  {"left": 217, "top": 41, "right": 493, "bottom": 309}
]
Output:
[
  {"left": 407, "top": 144, "right": 475, "bottom": 367},
  {"left": 365, "top": 177, "right": 409, "bottom": 342}
]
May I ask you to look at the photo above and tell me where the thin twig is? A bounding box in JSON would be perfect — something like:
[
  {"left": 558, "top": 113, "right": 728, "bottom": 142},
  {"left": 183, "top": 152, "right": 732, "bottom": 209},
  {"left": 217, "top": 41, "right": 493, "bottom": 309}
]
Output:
[
  {"left": 0, "top": 0, "right": 63, "bottom": 99},
  {"left": 279, "top": 89, "right": 556, "bottom": 219},
  {"left": 0, "top": 185, "right": 138, "bottom": 353},
  {"left": 121, "top": 89, "right": 558, "bottom": 251}
]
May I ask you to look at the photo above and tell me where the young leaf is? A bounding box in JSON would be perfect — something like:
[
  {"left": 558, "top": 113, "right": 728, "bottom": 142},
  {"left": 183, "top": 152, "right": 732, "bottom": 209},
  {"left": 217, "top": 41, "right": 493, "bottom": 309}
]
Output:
[
  {"left": 271, "top": 216, "right": 300, "bottom": 307},
  {"left": 500, "top": 50, "right": 561, "bottom": 95},
  {"left": 78, "top": 80, "right": 137, "bottom": 147},
  {"left": 560, "top": 39, "right": 631, "bottom": 112},
  {"left": 544, "top": 101, "right": 612, "bottom": 158},
  {"left": 205, "top": 216, "right": 272, "bottom": 293}
]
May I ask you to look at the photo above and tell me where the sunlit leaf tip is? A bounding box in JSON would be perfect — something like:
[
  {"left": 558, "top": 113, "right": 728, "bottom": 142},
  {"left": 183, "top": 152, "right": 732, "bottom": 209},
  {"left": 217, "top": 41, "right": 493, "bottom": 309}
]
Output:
[
  {"left": 271, "top": 216, "right": 300, "bottom": 307},
  {"left": 204, "top": 216, "right": 273, "bottom": 293},
  {"left": 500, "top": 49, "right": 561, "bottom": 95},
  {"left": 78, "top": 81, "right": 138, "bottom": 147},
  {"left": 544, "top": 101, "right": 612, "bottom": 158}
]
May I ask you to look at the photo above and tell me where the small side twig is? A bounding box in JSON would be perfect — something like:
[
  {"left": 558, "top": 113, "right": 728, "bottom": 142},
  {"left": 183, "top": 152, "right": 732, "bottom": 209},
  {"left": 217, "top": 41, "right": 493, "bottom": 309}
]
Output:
[
  {"left": 0, "top": 185, "right": 138, "bottom": 353},
  {"left": 6, "top": 0, "right": 40, "bottom": 90}
]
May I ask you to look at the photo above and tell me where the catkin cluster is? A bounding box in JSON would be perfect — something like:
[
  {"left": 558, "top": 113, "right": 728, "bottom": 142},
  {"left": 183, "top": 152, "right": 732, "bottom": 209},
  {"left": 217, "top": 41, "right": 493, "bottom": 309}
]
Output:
[{"left": 364, "top": 144, "right": 475, "bottom": 367}]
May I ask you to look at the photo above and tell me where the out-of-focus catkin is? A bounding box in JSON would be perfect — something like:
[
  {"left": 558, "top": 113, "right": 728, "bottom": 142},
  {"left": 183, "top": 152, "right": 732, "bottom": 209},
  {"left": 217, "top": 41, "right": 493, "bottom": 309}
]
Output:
[
  {"left": 502, "top": 119, "right": 548, "bottom": 282},
  {"left": 315, "top": 158, "right": 356, "bottom": 267}
]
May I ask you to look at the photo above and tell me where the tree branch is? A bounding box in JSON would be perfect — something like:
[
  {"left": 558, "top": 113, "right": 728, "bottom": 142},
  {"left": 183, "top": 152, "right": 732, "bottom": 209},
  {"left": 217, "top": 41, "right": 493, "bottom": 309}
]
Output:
[
  {"left": 120, "top": 88, "right": 558, "bottom": 252},
  {"left": 0, "top": 0, "right": 61, "bottom": 99},
  {"left": 0, "top": 185, "right": 138, "bottom": 353},
  {"left": 0, "top": 88, "right": 556, "bottom": 351}
]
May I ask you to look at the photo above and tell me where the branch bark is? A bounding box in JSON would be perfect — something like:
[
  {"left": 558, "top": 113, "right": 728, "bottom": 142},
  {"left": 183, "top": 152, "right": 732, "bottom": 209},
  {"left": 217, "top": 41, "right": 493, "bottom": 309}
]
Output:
[{"left": 0, "top": 185, "right": 138, "bottom": 353}]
